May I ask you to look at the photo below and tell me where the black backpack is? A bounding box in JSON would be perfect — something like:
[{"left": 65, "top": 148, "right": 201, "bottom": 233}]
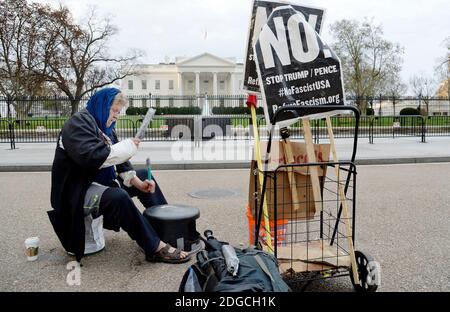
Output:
[{"left": 179, "top": 231, "right": 290, "bottom": 292}]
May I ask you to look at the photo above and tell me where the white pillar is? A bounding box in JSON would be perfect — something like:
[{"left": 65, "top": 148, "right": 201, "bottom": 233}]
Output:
[
  {"left": 195, "top": 72, "right": 200, "bottom": 95},
  {"left": 213, "top": 72, "right": 218, "bottom": 95},
  {"left": 178, "top": 72, "right": 183, "bottom": 96},
  {"left": 230, "top": 73, "right": 236, "bottom": 94}
]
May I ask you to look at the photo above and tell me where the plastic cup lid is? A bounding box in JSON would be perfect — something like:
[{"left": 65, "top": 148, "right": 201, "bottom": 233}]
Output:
[{"left": 25, "top": 237, "right": 39, "bottom": 244}]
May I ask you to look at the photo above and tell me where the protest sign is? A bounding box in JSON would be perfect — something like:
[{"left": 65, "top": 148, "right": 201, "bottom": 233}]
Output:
[
  {"left": 242, "top": 0, "right": 325, "bottom": 94},
  {"left": 254, "top": 5, "right": 346, "bottom": 126}
]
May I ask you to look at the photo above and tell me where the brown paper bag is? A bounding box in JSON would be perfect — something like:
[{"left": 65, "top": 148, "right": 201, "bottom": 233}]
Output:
[{"left": 248, "top": 141, "right": 330, "bottom": 221}]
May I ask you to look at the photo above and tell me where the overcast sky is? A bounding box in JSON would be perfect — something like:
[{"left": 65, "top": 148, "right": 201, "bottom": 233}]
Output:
[{"left": 33, "top": 0, "right": 449, "bottom": 93}]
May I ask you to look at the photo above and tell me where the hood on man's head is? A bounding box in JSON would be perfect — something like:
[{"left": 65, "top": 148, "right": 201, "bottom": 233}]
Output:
[{"left": 86, "top": 88, "right": 121, "bottom": 136}]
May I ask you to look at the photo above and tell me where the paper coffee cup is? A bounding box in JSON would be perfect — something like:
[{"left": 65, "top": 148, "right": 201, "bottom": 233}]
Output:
[{"left": 25, "top": 237, "right": 39, "bottom": 261}]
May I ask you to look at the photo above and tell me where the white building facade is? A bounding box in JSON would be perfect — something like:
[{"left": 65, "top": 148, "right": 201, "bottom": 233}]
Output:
[{"left": 121, "top": 53, "right": 245, "bottom": 103}]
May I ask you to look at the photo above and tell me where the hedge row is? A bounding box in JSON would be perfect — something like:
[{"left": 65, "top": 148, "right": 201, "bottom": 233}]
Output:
[
  {"left": 126, "top": 106, "right": 265, "bottom": 115},
  {"left": 211, "top": 107, "right": 264, "bottom": 115},
  {"left": 399, "top": 107, "right": 420, "bottom": 115},
  {"left": 127, "top": 106, "right": 422, "bottom": 116},
  {"left": 126, "top": 106, "right": 202, "bottom": 115}
]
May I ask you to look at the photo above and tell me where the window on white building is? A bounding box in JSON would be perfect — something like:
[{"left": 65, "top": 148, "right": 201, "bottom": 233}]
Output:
[
  {"left": 155, "top": 80, "right": 160, "bottom": 90},
  {"left": 155, "top": 98, "right": 161, "bottom": 107},
  {"left": 142, "top": 99, "right": 147, "bottom": 107},
  {"left": 188, "top": 80, "right": 194, "bottom": 90},
  {"left": 204, "top": 80, "right": 209, "bottom": 84},
  {"left": 169, "top": 80, "right": 174, "bottom": 90},
  {"left": 128, "top": 80, "right": 133, "bottom": 90},
  {"left": 169, "top": 97, "right": 174, "bottom": 107},
  {"left": 219, "top": 80, "right": 225, "bottom": 90},
  {"left": 142, "top": 80, "right": 147, "bottom": 90}
]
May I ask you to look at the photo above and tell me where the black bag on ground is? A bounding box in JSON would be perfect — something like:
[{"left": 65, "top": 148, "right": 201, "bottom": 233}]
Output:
[{"left": 179, "top": 230, "right": 290, "bottom": 292}]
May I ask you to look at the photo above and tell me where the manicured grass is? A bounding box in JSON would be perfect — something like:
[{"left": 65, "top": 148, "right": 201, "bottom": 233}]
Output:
[
  {"left": 13, "top": 118, "right": 68, "bottom": 130},
  {"left": 2, "top": 115, "right": 450, "bottom": 131},
  {"left": 232, "top": 118, "right": 250, "bottom": 127}
]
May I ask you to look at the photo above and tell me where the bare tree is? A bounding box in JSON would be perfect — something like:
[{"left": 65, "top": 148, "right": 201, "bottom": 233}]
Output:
[
  {"left": 0, "top": 0, "right": 53, "bottom": 117},
  {"left": 435, "top": 37, "right": 449, "bottom": 100},
  {"left": 39, "top": 6, "right": 143, "bottom": 115},
  {"left": 409, "top": 74, "right": 436, "bottom": 115},
  {"left": 330, "top": 18, "right": 404, "bottom": 114},
  {"left": 379, "top": 72, "right": 407, "bottom": 115}
]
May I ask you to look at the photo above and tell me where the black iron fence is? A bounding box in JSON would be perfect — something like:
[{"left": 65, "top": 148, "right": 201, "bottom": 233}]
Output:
[
  {"left": 1, "top": 94, "right": 449, "bottom": 146},
  {"left": 1, "top": 95, "right": 449, "bottom": 118},
  {"left": 1, "top": 114, "right": 450, "bottom": 146}
]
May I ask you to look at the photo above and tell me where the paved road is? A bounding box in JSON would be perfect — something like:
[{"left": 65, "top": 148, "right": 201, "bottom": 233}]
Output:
[
  {"left": 1, "top": 164, "right": 449, "bottom": 292},
  {"left": 1, "top": 136, "right": 450, "bottom": 171}
]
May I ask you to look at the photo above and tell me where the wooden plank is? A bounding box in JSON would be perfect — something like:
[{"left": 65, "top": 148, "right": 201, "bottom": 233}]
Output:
[
  {"left": 326, "top": 117, "right": 360, "bottom": 283},
  {"left": 302, "top": 118, "right": 322, "bottom": 213},
  {"left": 281, "top": 138, "right": 302, "bottom": 211},
  {"left": 250, "top": 106, "right": 273, "bottom": 254}
]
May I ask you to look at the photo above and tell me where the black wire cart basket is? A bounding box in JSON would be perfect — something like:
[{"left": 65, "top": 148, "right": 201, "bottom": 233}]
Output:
[{"left": 250, "top": 105, "right": 380, "bottom": 292}]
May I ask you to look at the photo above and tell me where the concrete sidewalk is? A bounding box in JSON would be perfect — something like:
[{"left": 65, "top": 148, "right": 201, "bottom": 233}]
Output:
[
  {"left": 1, "top": 136, "right": 450, "bottom": 171},
  {"left": 1, "top": 164, "right": 450, "bottom": 292}
]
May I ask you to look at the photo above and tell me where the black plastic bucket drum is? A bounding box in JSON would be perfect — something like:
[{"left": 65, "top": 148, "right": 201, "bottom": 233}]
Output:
[{"left": 143, "top": 204, "right": 200, "bottom": 252}]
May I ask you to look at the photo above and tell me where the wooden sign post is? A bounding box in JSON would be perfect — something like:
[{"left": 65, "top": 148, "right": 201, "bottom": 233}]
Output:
[
  {"left": 302, "top": 118, "right": 323, "bottom": 213},
  {"left": 248, "top": 95, "right": 274, "bottom": 254},
  {"left": 326, "top": 117, "right": 359, "bottom": 282},
  {"left": 280, "top": 128, "right": 302, "bottom": 212}
]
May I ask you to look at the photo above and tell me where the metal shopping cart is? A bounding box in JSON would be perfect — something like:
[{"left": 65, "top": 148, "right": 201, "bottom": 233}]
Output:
[{"left": 249, "top": 105, "right": 380, "bottom": 292}]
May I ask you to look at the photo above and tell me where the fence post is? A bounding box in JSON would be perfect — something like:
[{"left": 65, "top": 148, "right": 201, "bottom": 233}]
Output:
[
  {"left": 204, "top": 93, "right": 209, "bottom": 116},
  {"left": 379, "top": 94, "right": 383, "bottom": 116},
  {"left": 6, "top": 95, "right": 16, "bottom": 149},
  {"left": 392, "top": 117, "right": 395, "bottom": 139},
  {"left": 418, "top": 94, "right": 422, "bottom": 114},
  {"left": 421, "top": 116, "right": 426, "bottom": 143},
  {"left": 369, "top": 117, "right": 374, "bottom": 144},
  {"left": 392, "top": 95, "right": 396, "bottom": 116},
  {"left": 8, "top": 120, "right": 16, "bottom": 150},
  {"left": 314, "top": 119, "right": 320, "bottom": 144}
]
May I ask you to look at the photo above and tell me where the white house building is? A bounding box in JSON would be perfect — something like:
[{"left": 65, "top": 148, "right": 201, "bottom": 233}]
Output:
[{"left": 120, "top": 53, "right": 245, "bottom": 105}]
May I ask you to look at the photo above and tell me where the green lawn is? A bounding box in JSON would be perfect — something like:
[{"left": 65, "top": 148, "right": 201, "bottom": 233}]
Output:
[
  {"left": 13, "top": 118, "right": 68, "bottom": 130},
  {"left": 3, "top": 116, "right": 167, "bottom": 130},
  {"left": 2, "top": 115, "right": 449, "bottom": 131}
]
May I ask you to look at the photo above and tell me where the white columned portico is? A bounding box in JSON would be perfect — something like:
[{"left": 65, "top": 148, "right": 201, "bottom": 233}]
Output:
[
  {"left": 213, "top": 72, "right": 218, "bottom": 95},
  {"left": 195, "top": 72, "right": 200, "bottom": 95},
  {"left": 230, "top": 72, "right": 236, "bottom": 94},
  {"left": 178, "top": 72, "right": 183, "bottom": 96}
]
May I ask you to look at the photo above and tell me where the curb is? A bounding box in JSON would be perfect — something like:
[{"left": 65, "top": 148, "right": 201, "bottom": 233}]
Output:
[{"left": 1, "top": 157, "right": 449, "bottom": 172}]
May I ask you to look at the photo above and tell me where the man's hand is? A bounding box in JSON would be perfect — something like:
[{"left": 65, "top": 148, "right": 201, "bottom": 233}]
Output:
[
  {"left": 131, "top": 138, "right": 141, "bottom": 148},
  {"left": 130, "top": 176, "right": 155, "bottom": 193}
]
